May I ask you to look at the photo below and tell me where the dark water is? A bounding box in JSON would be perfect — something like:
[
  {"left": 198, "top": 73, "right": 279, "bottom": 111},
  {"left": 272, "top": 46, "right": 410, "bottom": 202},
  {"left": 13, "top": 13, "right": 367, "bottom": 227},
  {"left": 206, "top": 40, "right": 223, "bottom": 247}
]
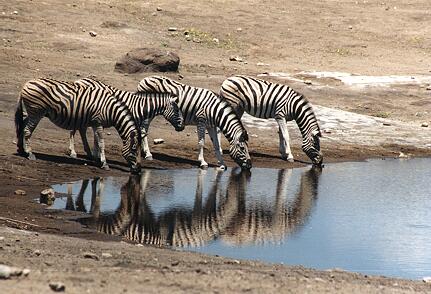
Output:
[{"left": 50, "top": 158, "right": 431, "bottom": 280}]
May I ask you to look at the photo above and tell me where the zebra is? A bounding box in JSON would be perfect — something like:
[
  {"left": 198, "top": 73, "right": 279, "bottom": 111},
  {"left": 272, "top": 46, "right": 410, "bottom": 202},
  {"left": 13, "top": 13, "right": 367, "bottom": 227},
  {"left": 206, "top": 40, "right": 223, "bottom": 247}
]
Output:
[
  {"left": 15, "top": 78, "right": 141, "bottom": 173},
  {"left": 137, "top": 76, "right": 252, "bottom": 170},
  {"left": 68, "top": 78, "right": 184, "bottom": 162},
  {"left": 219, "top": 75, "right": 323, "bottom": 166}
]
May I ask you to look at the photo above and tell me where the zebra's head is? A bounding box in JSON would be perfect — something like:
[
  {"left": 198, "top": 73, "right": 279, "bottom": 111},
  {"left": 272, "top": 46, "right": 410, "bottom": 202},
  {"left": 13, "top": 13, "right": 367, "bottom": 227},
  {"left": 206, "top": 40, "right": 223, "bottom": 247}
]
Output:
[
  {"left": 122, "top": 129, "right": 141, "bottom": 174},
  {"left": 163, "top": 96, "right": 185, "bottom": 131},
  {"left": 230, "top": 131, "right": 252, "bottom": 170},
  {"left": 302, "top": 129, "right": 323, "bottom": 167}
]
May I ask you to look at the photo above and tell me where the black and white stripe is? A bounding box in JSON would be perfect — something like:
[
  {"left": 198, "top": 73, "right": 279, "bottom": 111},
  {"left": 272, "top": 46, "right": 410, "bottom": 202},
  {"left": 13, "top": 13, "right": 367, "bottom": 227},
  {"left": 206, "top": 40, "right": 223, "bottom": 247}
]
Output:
[
  {"left": 70, "top": 78, "right": 184, "bottom": 161},
  {"left": 220, "top": 75, "right": 323, "bottom": 165},
  {"left": 137, "top": 76, "right": 251, "bottom": 170},
  {"left": 15, "top": 78, "right": 141, "bottom": 172}
]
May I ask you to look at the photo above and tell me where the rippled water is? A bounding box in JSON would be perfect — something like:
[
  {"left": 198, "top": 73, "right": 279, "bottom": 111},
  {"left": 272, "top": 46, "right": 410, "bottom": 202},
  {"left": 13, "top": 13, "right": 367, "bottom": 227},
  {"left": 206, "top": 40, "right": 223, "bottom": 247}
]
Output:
[{"left": 50, "top": 158, "right": 431, "bottom": 279}]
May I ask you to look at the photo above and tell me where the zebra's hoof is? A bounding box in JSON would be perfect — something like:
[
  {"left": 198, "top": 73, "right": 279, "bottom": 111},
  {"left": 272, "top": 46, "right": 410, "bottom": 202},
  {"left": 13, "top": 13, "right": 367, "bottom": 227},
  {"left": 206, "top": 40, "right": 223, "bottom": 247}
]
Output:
[
  {"left": 27, "top": 153, "right": 36, "bottom": 160},
  {"left": 200, "top": 163, "right": 209, "bottom": 169},
  {"left": 101, "top": 164, "right": 110, "bottom": 171},
  {"left": 218, "top": 165, "right": 227, "bottom": 171},
  {"left": 69, "top": 152, "right": 77, "bottom": 159},
  {"left": 281, "top": 155, "right": 294, "bottom": 162},
  {"left": 145, "top": 155, "right": 154, "bottom": 161}
]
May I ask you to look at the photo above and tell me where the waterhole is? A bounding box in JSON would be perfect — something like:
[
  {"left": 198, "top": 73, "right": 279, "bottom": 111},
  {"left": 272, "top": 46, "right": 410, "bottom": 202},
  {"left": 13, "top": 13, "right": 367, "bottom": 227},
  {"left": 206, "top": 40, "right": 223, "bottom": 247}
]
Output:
[{"left": 49, "top": 158, "right": 431, "bottom": 279}]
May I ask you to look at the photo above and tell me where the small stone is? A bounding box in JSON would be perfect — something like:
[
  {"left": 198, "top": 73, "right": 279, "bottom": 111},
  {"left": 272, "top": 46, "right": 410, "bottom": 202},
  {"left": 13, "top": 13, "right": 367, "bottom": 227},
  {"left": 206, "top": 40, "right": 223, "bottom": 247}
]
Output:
[
  {"left": 101, "top": 252, "right": 112, "bottom": 258},
  {"left": 323, "top": 129, "right": 332, "bottom": 134},
  {"left": 83, "top": 252, "right": 99, "bottom": 260},
  {"left": 382, "top": 122, "right": 391, "bottom": 126},
  {"left": 49, "top": 282, "right": 65, "bottom": 292},
  {"left": 171, "top": 261, "right": 180, "bottom": 266},
  {"left": 168, "top": 27, "right": 177, "bottom": 32},
  {"left": 348, "top": 25, "right": 353, "bottom": 29},
  {"left": 314, "top": 277, "right": 325, "bottom": 283},
  {"left": 421, "top": 122, "right": 428, "bottom": 127},
  {"left": 236, "top": 27, "right": 242, "bottom": 32},
  {"left": 256, "top": 62, "right": 269, "bottom": 66},
  {"left": 89, "top": 31, "right": 97, "bottom": 37},
  {"left": 212, "top": 38, "right": 219, "bottom": 44},
  {"left": 422, "top": 276, "right": 431, "bottom": 283},
  {"left": 151, "top": 12, "right": 157, "bottom": 16},
  {"left": 229, "top": 56, "right": 243, "bottom": 62},
  {"left": 0, "top": 265, "right": 23, "bottom": 279},
  {"left": 251, "top": 134, "right": 258, "bottom": 138},
  {"left": 13, "top": 11, "right": 18, "bottom": 15},
  {"left": 22, "top": 269, "right": 30, "bottom": 276},
  {"left": 304, "top": 80, "right": 312, "bottom": 85},
  {"left": 153, "top": 138, "right": 164, "bottom": 145},
  {"left": 40, "top": 188, "right": 55, "bottom": 205},
  {"left": 106, "top": 132, "right": 112, "bottom": 135},
  {"left": 426, "top": 85, "right": 431, "bottom": 91},
  {"left": 398, "top": 152, "right": 409, "bottom": 158},
  {"left": 34, "top": 250, "right": 41, "bottom": 256},
  {"left": 156, "top": 7, "right": 163, "bottom": 11},
  {"left": 14, "top": 189, "right": 26, "bottom": 196}
]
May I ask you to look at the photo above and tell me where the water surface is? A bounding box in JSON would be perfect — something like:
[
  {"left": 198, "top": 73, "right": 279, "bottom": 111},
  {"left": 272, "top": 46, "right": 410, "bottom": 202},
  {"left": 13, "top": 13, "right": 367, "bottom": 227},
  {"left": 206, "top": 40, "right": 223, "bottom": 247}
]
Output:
[{"left": 51, "top": 158, "right": 431, "bottom": 279}]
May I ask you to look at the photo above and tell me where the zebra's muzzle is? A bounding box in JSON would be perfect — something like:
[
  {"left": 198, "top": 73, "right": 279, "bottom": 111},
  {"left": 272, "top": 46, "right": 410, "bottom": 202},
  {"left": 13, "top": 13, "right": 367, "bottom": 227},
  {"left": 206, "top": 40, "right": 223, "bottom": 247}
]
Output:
[
  {"left": 130, "top": 164, "right": 141, "bottom": 174},
  {"left": 241, "top": 159, "right": 252, "bottom": 170}
]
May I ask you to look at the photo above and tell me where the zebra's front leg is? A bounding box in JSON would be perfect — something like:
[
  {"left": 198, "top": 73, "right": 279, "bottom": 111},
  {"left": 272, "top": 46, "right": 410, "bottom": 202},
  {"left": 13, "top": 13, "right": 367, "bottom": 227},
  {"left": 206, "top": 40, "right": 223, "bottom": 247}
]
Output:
[
  {"left": 141, "top": 120, "right": 153, "bottom": 160},
  {"left": 276, "top": 117, "right": 294, "bottom": 162},
  {"left": 93, "top": 126, "right": 109, "bottom": 170},
  {"left": 208, "top": 127, "right": 226, "bottom": 170},
  {"left": 197, "top": 120, "right": 208, "bottom": 169},
  {"left": 68, "top": 130, "right": 78, "bottom": 158},
  {"left": 79, "top": 128, "right": 94, "bottom": 159}
]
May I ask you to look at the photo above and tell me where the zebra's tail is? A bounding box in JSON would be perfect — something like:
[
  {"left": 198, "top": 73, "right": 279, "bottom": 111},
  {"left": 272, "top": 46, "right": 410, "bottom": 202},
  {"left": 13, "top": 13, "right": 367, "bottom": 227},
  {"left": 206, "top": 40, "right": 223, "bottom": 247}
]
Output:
[{"left": 14, "top": 98, "right": 25, "bottom": 154}]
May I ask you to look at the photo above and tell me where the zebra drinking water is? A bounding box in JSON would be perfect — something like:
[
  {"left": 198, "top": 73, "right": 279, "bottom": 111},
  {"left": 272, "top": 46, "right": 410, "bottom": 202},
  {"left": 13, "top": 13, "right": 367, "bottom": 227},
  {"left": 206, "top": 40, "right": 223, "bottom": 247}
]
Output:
[
  {"left": 137, "top": 76, "right": 252, "bottom": 170},
  {"left": 69, "top": 78, "right": 185, "bottom": 161},
  {"left": 15, "top": 78, "right": 141, "bottom": 173},
  {"left": 220, "top": 75, "right": 323, "bottom": 166}
]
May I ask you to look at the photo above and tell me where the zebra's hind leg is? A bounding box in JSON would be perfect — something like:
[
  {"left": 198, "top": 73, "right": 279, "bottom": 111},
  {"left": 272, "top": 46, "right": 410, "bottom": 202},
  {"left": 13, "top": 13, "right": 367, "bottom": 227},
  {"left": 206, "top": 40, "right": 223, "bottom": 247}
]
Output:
[
  {"left": 208, "top": 127, "right": 226, "bottom": 170},
  {"left": 93, "top": 126, "right": 109, "bottom": 170},
  {"left": 197, "top": 120, "right": 208, "bottom": 169},
  {"left": 276, "top": 117, "right": 294, "bottom": 162},
  {"left": 22, "top": 114, "right": 44, "bottom": 160}
]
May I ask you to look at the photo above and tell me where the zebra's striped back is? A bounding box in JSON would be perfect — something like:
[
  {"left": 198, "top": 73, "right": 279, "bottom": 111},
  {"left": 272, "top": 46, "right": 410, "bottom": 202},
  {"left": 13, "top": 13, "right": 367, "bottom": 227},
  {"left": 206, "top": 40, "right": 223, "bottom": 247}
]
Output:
[
  {"left": 138, "top": 76, "right": 252, "bottom": 169},
  {"left": 18, "top": 78, "right": 140, "bottom": 169},
  {"left": 75, "top": 78, "right": 184, "bottom": 131},
  {"left": 220, "top": 75, "right": 323, "bottom": 165}
]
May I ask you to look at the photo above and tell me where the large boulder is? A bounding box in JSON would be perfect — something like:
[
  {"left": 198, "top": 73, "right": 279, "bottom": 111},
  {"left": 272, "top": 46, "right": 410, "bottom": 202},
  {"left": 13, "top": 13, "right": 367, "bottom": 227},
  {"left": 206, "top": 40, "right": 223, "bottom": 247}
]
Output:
[{"left": 115, "top": 48, "right": 180, "bottom": 73}]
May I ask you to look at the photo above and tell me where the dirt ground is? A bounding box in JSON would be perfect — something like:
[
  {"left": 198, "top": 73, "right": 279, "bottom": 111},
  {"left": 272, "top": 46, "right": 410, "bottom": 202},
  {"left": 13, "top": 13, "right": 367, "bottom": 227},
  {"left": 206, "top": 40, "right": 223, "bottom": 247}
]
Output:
[{"left": 1, "top": 0, "right": 431, "bottom": 293}]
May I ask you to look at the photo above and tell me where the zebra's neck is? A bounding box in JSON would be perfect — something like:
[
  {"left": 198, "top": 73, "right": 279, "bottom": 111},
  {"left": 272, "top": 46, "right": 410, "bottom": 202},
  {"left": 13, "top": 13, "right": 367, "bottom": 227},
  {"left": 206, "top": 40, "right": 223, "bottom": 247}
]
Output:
[
  {"left": 104, "top": 96, "right": 137, "bottom": 142},
  {"left": 213, "top": 100, "right": 245, "bottom": 143},
  {"left": 288, "top": 96, "right": 320, "bottom": 140}
]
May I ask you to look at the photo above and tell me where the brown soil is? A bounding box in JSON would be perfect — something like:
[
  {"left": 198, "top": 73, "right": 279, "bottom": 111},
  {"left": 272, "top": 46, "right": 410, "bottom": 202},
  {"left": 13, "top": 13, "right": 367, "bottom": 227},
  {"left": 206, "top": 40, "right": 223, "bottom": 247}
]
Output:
[{"left": 1, "top": 0, "right": 431, "bottom": 293}]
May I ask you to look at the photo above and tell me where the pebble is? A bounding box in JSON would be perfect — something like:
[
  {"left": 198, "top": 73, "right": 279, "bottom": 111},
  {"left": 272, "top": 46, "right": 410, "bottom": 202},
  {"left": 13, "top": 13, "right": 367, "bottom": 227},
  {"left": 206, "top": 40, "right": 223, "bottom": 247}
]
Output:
[
  {"left": 168, "top": 27, "right": 177, "bottom": 32},
  {"left": 49, "top": 282, "right": 65, "bottom": 292},
  {"left": 251, "top": 134, "right": 258, "bottom": 138},
  {"left": 0, "top": 265, "right": 24, "bottom": 279},
  {"left": 156, "top": 7, "right": 163, "bottom": 11},
  {"left": 421, "top": 122, "right": 428, "bottom": 127},
  {"left": 14, "top": 189, "right": 26, "bottom": 196},
  {"left": 229, "top": 56, "right": 243, "bottom": 62},
  {"left": 304, "top": 80, "right": 313, "bottom": 85},
  {"left": 101, "top": 252, "right": 112, "bottom": 258},
  {"left": 83, "top": 252, "right": 99, "bottom": 261},
  {"left": 256, "top": 62, "right": 269, "bottom": 66},
  {"left": 426, "top": 85, "right": 431, "bottom": 91},
  {"left": 382, "top": 122, "right": 391, "bottom": 126},
  {"left": 89, "top": 31, "right": 97, "bottom": 37},
  {"left": 153, "top": 138, "right": 165, "bottom": 145},
  {"left": 13, "top": 11, "right": 18, "bottom": 15},
  {"left": 423, "top": 276, "right": 431, "bottom": 283},
  {"left": 212, "top": 38, "right": 219, "bottom": 44},
  {"left": 398, "top": 152, "right": 409, "bottom": 158},
  {"left": 34, "top": 249, "right": 41, "bottom": 256}
]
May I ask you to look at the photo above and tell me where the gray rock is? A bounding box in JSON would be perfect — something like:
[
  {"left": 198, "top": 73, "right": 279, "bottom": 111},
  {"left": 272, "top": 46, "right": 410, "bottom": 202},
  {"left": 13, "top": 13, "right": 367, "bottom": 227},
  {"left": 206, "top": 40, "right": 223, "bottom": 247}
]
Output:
[
  {"left": 115, "top": 48, "right": 180, "bottom": 74},
  {"left": 49, "top": 282, "right": 65, "bottom": 292},
  {"left": 40, "top": 188, "right": 55, "bottom": 205},
  {"left": 89, "top": 31, "right": 97, "bottom": 37},
  {"left": 153, "top": 138, "right": 165, "bottom": 145},
  {"left": 421, "top": 122, "right": 429, "bottom": 127},
  {"left": 0, "top": 264, "right": 24, "bottom": 279},
  {"left": 168, "top": 27, "right": 178, "bottom": 32}
]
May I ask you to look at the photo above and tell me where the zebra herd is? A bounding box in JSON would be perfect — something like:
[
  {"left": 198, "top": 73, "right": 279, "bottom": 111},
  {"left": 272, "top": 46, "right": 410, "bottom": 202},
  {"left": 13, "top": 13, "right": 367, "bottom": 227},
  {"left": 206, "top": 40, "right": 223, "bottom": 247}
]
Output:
[{"left": 15, "top": 75, "right": 323, "bottom": 172}]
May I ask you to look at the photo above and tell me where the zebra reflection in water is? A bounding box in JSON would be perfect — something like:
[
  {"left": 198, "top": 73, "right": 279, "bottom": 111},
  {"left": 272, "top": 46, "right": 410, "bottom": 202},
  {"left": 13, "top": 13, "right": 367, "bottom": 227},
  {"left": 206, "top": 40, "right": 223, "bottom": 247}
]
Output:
[{"left": 71, "top": 168, "right": 321, "bottom": 247}]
